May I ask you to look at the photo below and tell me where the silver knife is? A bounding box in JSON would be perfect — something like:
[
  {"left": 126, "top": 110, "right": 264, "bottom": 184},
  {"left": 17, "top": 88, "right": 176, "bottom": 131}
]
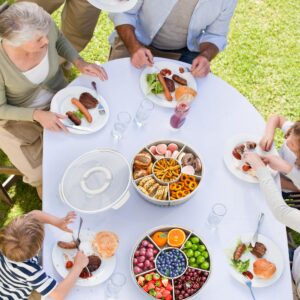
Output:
[
  {"left": 250, "top": 213, "right": 264, "bottom": 247},
  {"left": 63, "top": 123, "right": 94, "bottom": 132}
]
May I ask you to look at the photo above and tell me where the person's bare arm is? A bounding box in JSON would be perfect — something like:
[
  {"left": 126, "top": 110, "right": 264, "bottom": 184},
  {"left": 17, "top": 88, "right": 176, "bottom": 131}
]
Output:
[
  {"left": 49, "top": 251, "right": 88, "bottom": 300},
  {"left": 260, "top": 115, "right": 286, "bottom": 151},
  {"left": 28, "top": 211, "right": 75, "bottom": 233},
  {"left": 116, "top": 24, "right": 153, "bottom": 68},
  {"left": 281, "top": 176, "right": 300, "bottom": 192},
  {"left": 191, "top": 42, "right": 219, "bottom": 77}
]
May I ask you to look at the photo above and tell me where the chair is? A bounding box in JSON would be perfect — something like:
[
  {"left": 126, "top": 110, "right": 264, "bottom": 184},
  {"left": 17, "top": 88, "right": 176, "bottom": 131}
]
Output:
[
  {"left": 0, "top": 166, "right": 22, "bottom": 206},
  {"left": 283, "top": 192, "right": 300, "bottom": 209}
]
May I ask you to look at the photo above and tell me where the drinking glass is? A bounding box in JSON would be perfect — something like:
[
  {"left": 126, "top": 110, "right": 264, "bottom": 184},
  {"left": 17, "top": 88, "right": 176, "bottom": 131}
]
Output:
[
  {"left": 134, "top": 99, "right": 154, "bottom": 127},
  {"left": 170, "top": 100, "right": 190, "bottom": 130},
  {"left": 207, "top": 203, "right": 227, "bottom": 230},
  {"left": 111, "top": 112, "right": 131, "bottom": 140},
  {"left": 105, "top": 272, "right": 127, "bottom": 299}
]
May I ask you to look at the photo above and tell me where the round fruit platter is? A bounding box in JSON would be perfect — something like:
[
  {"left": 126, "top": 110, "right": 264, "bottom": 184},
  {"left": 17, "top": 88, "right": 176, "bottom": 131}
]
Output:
[
  {"left": 131, "top": 225, "right": 211, "bottom": 300},
  {"left": 131, "top": 140, "right": 204, "bottom": 206}
]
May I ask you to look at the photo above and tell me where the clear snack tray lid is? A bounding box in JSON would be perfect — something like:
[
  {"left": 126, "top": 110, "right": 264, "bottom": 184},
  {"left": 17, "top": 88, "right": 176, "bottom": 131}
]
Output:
[{"left": 61, "top": 149, "right": 130, "bottom": 212}]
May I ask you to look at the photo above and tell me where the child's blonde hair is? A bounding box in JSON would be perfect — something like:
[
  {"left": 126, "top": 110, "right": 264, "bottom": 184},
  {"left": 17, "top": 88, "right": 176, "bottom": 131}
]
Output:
[
  {"left": 0, "top": 214, "right": 44, "bottom": 262},
  {"left": 286, "top": 121, "right": 300, "bottom": 168}
]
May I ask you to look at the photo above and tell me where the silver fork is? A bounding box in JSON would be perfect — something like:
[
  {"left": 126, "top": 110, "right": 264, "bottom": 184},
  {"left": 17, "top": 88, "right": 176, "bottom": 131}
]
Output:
[
  {"left": 91, "top": 81, "right": 106, "bottom": 115},
  {"left": 245, "top": 279, "right": 256, "bottom": 300}
]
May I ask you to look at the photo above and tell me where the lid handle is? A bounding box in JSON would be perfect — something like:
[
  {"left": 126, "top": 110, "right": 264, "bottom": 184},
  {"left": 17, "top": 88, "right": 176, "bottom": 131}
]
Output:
[{"left": 80, "top": 166, "right": 112, "bottom": 195}]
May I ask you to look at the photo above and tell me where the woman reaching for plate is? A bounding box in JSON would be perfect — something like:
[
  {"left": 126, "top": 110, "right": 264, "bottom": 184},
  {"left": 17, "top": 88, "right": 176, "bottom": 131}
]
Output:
[
  {"left": 244, "top": 152, "right": 300, "bottom": 299},
  {"left": 0, "top": 2, "right": 107, "bottom": 198}
]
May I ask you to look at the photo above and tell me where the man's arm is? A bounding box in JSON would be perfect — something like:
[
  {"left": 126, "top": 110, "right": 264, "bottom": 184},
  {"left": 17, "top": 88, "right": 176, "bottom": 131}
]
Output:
[
  {"left": 116, "top": 24, "right": 153, "bottom": 68},
  {"left": 199, "top": 42, "right": 219, "bottom": 62}
]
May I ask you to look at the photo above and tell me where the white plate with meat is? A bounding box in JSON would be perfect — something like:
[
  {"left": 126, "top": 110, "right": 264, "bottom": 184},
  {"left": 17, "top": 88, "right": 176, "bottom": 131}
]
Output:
[
  {"left": 87, "top": 0, "right": 138, "bottom": 13},
  {"left": 227, "top": 233, "right": 284, "bottom": 288},
  {"left": 140, "top": 61, "right": 198, "bottom": 108},
  {"left": 223, "top": 134, "right": 278, "bottom": 183},
  {"left": 52, "top": 230, "right": 116, "bottom": 287},
  {"left": 51, "top": 86, "right": 109, "bottom": 135}
]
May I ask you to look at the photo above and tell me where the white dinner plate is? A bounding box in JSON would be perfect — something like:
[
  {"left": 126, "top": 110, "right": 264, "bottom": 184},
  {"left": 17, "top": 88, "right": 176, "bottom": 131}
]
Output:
[
  {"left": 227, "top": 233, "right": 284, "bottom": 288},
  {"left": 223, "top": 134, "right": 278, "bottom": 183},
  {"left": 52, "top": 230, "right": 116, "bottom": 287},
  {"left": 87, "top": 0, "right": 138, "bottom": 12},
  {"left": 51, "top": 86, "right": 109, "bottom": 135},
  {"left": 140, "top": 61, "right": 198, "bottom": 108}
]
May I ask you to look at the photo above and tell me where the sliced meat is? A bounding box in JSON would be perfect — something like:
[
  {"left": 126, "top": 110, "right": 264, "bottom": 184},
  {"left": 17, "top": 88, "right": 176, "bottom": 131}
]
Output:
[
  {"left": 251, "top": 242, "right": 267, "bottom": 258},
  {"left": 164, "top": 77, "right": 175, "bottom": 92},
  {"left": 79, "top": 92, "right": 98, "bottom": 109},
  {"left": 87, "top": 255, "right": 101, "bottom": 272},
  {"left": 233, "top": 243, "right": 246, "bottom": 261}
]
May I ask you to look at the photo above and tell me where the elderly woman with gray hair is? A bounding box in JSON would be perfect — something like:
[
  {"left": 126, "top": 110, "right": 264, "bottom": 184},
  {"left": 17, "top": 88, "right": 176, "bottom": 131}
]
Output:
[{"left": 0, "top": 2, "right": 107, "bottom": 198}]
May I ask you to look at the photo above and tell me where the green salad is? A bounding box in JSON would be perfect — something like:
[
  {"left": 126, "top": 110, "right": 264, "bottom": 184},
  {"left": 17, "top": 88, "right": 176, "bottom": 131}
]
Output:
[
  {"left": 73, "top": 110, "right": 84, "bottom": 119},
  {"left": 231, "top": 259, "right": 250, "bottom": 273},
  {"left": 146, "top": 73, "right": 163, "bottom": 94}
]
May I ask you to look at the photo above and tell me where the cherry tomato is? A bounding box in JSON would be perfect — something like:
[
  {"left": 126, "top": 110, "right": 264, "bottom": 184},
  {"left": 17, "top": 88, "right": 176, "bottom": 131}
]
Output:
[
  {"left": 160, "top": 68, "right": 172, "bottom": 76},
  {"left": 242, "top": 164, "right": 252, "bottom": 172},
  {"left": 65, "top": 261, "right": 73, "bottom": 269}
]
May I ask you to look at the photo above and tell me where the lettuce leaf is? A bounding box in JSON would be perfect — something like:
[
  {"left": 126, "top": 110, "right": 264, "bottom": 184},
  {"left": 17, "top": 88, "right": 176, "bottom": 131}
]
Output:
[{"left": 146, "top": 73, "right": 163, "bottom": 94}]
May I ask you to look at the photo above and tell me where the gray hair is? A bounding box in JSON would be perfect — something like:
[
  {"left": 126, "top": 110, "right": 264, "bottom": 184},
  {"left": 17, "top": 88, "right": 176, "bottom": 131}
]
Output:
[{"left": 0, "top": 2, "right": 52, "bottom": 47}]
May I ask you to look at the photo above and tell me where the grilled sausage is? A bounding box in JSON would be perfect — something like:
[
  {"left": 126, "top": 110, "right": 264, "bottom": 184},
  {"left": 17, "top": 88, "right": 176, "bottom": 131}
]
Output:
[
  {"left": 57, "top": 240, "right": 77, "bottom": 249},
  {"left": 233, "top": 243, "right": 246, "bottom": 261},
  {"left": 164, "top": 77, "right": 175, "bottom": 92},
  {"left": 66, "top": 111, "right": 81, "bottom": 126},
  {"left": 172, "top": 74, "right": 187, "bottom": 86},
  {"left": 157, "top": 73, "right": 173, "bottom": 101},
  {"left": 71, "top": 98, "right": 93, "bottom": 123}
]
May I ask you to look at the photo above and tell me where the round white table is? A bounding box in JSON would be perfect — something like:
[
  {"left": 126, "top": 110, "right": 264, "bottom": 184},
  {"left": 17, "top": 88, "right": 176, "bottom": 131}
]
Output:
[{"left": 43, "top": 58, "right": 292, "bottom": 300}]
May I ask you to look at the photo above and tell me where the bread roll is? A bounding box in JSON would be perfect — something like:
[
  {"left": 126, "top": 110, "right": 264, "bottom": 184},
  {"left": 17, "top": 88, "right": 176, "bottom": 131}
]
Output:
[
  {"left": 253, "top": 258, "right": 276, "bottom": 279},
  {"left": 175, "top": 86, "right": 197, "bottom": 102},
  {"left": 93, "top": 231, "right": 119, "bottom": 258}
]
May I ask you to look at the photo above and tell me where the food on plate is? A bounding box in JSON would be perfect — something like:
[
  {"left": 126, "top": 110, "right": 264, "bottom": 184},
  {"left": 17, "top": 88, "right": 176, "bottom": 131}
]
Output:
[
  {"left": 156, "top": 248, "right": 187, "bottom": 278},
  {"left": 231, "top": 258, "right": 250, "bottom": 274},
  {"left": 167, "top": 228, "right": 186, "bottom": 248},
  {"left": 232, "top": 141, "right": 257, "bottom": 161},
  {"left": 167, "top": 143, "right": 178, "bottom": 152},
  {"left": 137, "top": 176, "right": 168, "bottom": 200},
  {"left": 153, "top": 158, "right": 181, "bottom": 182},
  {"left": 65, "top": 260, "right": 74, "bottom": 269},
  {"left": 182, "top": 236, "right": 210, "bottom": 270},
  {"left": 133, "top": 239, "right": 158, "bottom": 274},
  {"left": 181, "top": 165, "right": 195, "bottom": 175},
  {"left": 164, "top": 77, "right": 175, "bottom": 92},
  {"left": 181, "top": 153, "right": 194, "bottom": 166},
  {"left": 253, "top": 258, "right": 276, "bottom": 279},
  {"left": 172, "top": 74, "right": 187, "bottom": 86},
  {"left": 160, "top": 68, "right": 172, "bottom": 76},
  {"left": 169, "top": 174, "right": 198, "bottom": 200},
  {"left": 233, "top": 243, "right": 247, "bottom": 261},
  {"left": 57, "top": 240, "right": 77, "bottom": 249},
  {"left": 156, "top": 144, "right": 168, "bottom": 155},
  {"left": 175, "top": 86, "right": 197, "bottom": 102},
  {"left": 242, "top": 270, "right": 254, "bottom": 280},
  {"left": 71, "top": 98, "right": 93, "bottom": 123},
  {"left": 93, "top": 231, "right": 119, "bottom": 258},
  {"left": 146, "top": 73, "right": 164, "bottom": 94},
  {"left": 251, "top": 242, "right": 267, "bottom": 258},
  {"left": 174, "top": 268, "right": 209, "bottom": 300},
  {"left": 149, "top": 143, "right": 180, "bottom": 159},
  {"left": 79, "top": 92, "right": 98, "bottom": 109},
  {"left": 137, "top": 272, "right": 173, "bottom": 300},
  {"left": 66, "top": 111, "right": 82, "bottom": 126},
  {"left": 192, "top": 158, "right": 202, "bottom": 172},
  {"left": 151, "top": 231, "right": 168, "bottom": 248},
  {"left": 133, "top": 151, "right": 153, "bottom": 179},
  {"left": 179, "top": 67, "right": 185, "bottom": 73},
  {"left": 86, "top": 255, "right": 101, "bottom": 272},
  {"left": 158, "top": 73, "right": 173, "bottom": 101}
]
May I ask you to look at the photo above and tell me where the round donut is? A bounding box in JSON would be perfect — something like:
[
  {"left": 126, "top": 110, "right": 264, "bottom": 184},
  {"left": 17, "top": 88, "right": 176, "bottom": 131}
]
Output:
[
  {"left": 182, "top": 153, "right": 195, "bottom": 166},
  {"left": 193, "top": 157, "right": 202, "bottom": 172}
]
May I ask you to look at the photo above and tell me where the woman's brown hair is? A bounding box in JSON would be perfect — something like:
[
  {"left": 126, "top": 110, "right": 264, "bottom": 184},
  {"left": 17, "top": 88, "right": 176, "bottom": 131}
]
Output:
[{"left": 285, "top": 121, "right": 300, "bottom": 168}]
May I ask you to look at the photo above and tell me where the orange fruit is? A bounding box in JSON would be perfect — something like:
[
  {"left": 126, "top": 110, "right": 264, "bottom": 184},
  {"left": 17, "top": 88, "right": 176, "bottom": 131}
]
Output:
[
  {"left": 167, "top": 229, "right": 186, "bottom": 248},
  {"left": 151, "top": 231, "right": 167, "bottom": 248}
]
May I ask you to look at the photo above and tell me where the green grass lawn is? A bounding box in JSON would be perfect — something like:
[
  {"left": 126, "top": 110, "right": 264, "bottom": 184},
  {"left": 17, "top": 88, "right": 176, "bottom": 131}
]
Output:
[{"left": 0, "top": 1, "right": 299, "bottom": 239}]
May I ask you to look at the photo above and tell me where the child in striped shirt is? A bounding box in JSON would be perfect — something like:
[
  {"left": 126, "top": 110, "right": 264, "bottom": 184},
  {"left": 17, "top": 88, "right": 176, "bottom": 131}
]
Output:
[{"left": 0, "top": 210, "right": 88, "bottom": 300}]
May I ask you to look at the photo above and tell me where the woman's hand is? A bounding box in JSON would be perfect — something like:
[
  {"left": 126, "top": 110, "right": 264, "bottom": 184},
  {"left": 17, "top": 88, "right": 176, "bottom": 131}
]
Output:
[
  {"left": 191, "top": 55, "right": 210, "bottom": 77},
  {"left": 33, "top": 110, "right": 67, "bottom": 132},
  {"left": 55, "top": 211, "right": 76, "bottom": 233},
  {"left": 242, "top": 152, "right": 265, "bottom": 171},
  {"left": 262, "top": 155, "right": 292, "bottom": 174},
  {"left": 259, "top": 133, "right": 274, "bottom": 151},
  {"left": 73, "top": 58, "right": 108, "bottom": 81}
]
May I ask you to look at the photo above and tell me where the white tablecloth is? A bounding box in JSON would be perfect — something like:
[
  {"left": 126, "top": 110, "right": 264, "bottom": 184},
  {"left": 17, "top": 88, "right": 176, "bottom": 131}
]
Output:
[{"left": 43, "top": 58, "right": 292, "bottom": 300}]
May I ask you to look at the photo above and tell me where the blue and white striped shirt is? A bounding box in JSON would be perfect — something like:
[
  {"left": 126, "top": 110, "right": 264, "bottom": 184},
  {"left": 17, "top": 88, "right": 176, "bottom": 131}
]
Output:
[{"left": 0, "top": 253, "right": 57, "bottom": 300}]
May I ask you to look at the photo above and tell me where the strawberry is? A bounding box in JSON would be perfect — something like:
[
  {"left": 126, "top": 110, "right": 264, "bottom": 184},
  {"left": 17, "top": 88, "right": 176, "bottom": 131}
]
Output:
[
  {"left": 161, "top": 278, "right": 169, "bottom": 287},
  {"left": 148, "top": 282, "right": 155, "bottom": 290},
  {"left": 162, "top": 290, "right": 171, "bottom": 297},
  {"left": 143, "top": 284, "right": 150, "bottom": 293},
  {"left": 156, "top": 291, "right": 163, "bottom": 299},
  {"left": 166, "top": 283, "right": 173, "bottom": 291},
  {"left": 165, "top": 295, "right": 173, "bottom": 300},
  {"left": 137, "top": 276, "right": 145, "bottom": 286}
]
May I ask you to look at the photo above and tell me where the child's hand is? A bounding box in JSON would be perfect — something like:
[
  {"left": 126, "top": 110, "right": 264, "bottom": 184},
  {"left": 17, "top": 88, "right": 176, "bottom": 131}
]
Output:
[
  {"left": 57, "top": 211, "right": 76, "bottom": 233},
  {"left": 259, "top": 133, "right": 274, "bottom": 151},
  {"left": 74, "top": 251, "right": 89, "bottom": 270},
  {"left": 262, "top": 155, "right": 292, "bottom": 174},
  {"left": 242, "top": 152, "right": 265, "bottom": 170}
]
